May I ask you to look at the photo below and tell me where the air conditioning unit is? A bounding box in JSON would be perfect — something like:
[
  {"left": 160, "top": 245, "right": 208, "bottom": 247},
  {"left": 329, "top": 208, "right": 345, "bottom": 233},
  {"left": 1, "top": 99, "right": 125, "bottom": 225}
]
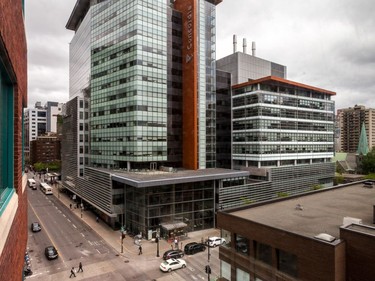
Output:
[{"left": 343, "top": 217, "right": 362, "bottom": 227}]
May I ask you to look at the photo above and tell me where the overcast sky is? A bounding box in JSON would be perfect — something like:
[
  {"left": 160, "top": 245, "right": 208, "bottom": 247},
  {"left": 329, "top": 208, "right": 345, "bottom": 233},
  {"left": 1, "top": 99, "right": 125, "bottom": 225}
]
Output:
[{"left": 25, "top": 0, "right": 375, "bottom": 110}]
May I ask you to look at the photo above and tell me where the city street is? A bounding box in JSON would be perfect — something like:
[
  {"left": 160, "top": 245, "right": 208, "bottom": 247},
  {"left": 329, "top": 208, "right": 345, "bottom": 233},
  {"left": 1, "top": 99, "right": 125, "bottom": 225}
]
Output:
[{"left": 26, "top": 174, "right": 222, "bottom": 280}]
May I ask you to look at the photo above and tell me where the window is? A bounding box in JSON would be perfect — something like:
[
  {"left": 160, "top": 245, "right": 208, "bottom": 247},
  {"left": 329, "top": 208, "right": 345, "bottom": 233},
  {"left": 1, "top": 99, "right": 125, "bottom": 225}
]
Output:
[
  {"left": 277, "top": 249, "right": 298, "bottom": 277},
  {"left": 0, "top": 61, "right": 14, "bottom": 213},
  {"left": 236, "top": 268, "right": 250, "bottom": 281},
  {"left": 254, "top": 241, "right": 272, "bottom": 265},
  {"left": 235, "top": 234, "right": 249, "bottom": 255}
]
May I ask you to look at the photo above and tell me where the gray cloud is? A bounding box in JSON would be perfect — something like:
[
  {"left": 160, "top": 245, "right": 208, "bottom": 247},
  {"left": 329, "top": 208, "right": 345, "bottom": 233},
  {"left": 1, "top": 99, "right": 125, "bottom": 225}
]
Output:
[{"left": 25, "top": 0, "right": 375, "bottom": 111}]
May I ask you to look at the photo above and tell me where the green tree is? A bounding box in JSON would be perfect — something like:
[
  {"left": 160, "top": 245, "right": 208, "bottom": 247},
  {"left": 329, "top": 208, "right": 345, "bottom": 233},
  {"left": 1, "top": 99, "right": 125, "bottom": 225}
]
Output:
[{"left": 361, "top": 147, "right": 375, "bottom": 174}]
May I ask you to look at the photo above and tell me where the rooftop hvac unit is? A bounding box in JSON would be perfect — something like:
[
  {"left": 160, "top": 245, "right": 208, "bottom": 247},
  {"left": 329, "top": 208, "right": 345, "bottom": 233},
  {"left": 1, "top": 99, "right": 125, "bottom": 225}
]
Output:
[{"left": 343, "top": 217, "right": 362, "bottom": 227}]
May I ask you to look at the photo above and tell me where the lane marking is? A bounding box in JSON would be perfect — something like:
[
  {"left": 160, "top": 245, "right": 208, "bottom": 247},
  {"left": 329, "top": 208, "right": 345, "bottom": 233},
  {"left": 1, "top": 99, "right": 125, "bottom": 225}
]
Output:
[
  {"left": 81, "top": 233, "right": 85, "bottom": 237},
  {"left": 27, "top": 201, "right": 66, "bottom": 263},
  {"left": 67, "top": 219, "right": 71, "bottom": 223},
  {"left": 62, "top": 214, "right": 66, "bottom": 217},
  {"left": 72, "top": 224, "right": 77, "bottom": 229},
  {"left": 96, "top": 249, "right": 101, "bottom": 254}
]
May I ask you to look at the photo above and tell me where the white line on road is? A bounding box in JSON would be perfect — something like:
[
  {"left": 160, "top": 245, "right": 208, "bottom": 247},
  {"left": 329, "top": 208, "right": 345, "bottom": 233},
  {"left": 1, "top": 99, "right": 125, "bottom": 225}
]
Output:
[
  {"left": 96, "top": 249, "right": 101, "bottom": 254},
  {"left": 81, "top": 233, "right": 85, "bottom": 237},
  {"left": 67, "top": 219, "right": 71, "bottom": 222},
  {"left": 62, "top": 214, "right": 66, "bottom": 217},
  {"left": 88, "top": 240, "right": 93, "bottom": 245},
  {"left": 72, "top": 224, "right": 77, "bottom": 229}
]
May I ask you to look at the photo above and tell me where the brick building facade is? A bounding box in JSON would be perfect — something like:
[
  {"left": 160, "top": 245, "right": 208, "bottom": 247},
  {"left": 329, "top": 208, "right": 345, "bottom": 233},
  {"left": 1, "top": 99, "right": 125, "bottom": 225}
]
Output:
[{"left": 0, "top": 0, "right": 28, "bottom": 280}]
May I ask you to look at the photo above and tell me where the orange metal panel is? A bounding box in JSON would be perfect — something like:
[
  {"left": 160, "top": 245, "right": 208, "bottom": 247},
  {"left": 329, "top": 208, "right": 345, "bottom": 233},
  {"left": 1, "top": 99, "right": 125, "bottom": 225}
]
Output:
[{"left": 175, "top": 0, "right": 199, "bottom": 170}]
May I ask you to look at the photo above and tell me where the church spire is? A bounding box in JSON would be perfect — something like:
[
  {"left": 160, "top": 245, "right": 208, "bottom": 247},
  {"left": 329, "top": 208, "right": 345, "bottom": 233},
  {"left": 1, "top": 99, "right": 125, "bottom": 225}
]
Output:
[{"left": 357, "top": 122, "right": 369, "bottom": 155}]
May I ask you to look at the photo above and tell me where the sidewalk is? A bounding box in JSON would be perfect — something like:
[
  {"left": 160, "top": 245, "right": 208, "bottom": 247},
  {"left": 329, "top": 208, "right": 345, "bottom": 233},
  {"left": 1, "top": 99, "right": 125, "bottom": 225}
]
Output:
[{"left": 53, "top": 190, "right": 220, "bottom": 262}]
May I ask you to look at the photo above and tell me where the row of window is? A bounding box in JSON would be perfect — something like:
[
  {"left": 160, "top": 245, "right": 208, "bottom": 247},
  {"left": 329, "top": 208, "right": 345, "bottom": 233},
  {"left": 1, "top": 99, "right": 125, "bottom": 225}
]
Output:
[
  {"left": 233, "top": 84, "right": 331, "bottom": 101},
  {"left": 233, "top": 132, "right": 334, "bottom": 142},
  {"left": 233, "top": 119, "right": 334, "bottom": 131},
  {"left": 233, "top": 105, "right": 334, "bottom": 121},
  {"left": 220, "top": 231, "right": 297, "bottom": 279},
  {"left": 233, "top": 144, "right": 334, "bottom": 154}
]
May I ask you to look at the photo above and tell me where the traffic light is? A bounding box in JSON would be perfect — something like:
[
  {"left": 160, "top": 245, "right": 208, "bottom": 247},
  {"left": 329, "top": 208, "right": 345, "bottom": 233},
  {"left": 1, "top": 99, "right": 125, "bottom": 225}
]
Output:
[{"left": 205, "top": 265, "right": 211, "bottom": 274}]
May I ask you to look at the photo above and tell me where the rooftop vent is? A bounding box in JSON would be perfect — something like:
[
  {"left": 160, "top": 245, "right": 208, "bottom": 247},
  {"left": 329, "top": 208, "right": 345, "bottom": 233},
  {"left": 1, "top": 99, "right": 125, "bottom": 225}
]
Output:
[
  {"left": 343, "top": 217, "right": 362, "bottom": 227},
  {"left": 314, "top": 233, "right": 336, "bottom": 242}
]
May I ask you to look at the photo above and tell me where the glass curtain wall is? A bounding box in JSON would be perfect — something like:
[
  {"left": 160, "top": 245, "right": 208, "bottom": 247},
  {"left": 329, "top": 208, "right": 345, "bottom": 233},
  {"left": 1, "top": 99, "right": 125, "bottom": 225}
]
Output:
[
  {"left": 90, "top": 0, "right": 168, "bottom": 169},
  {"left": 124, "top": 181, "right": 215, "bottom": 236},
  {"left": 198, "top": 0, "right": 217, "bottom": 169}
]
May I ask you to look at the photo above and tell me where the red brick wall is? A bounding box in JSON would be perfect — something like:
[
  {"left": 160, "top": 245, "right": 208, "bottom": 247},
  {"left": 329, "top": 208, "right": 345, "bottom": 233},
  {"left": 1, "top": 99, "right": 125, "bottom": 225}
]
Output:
[{"left": 0, "top": 0, "right": 28, "bottom": 280}]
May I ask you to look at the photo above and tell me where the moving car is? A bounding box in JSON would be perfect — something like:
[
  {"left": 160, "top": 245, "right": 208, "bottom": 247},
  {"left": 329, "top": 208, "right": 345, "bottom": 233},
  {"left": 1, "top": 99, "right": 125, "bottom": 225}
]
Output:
[
  {"left": 31, "top": 222, "right": 41, "bottom": 232},
  {"left": 184, "top": 242, "right": 206, "bottom": 255},
  {"left": 207, "top": 236, "right": 226, "bottom": 247},
  {"left": 160, "top": 258, "right": 186, "bottom": 272},
  {"left": 44, "top": 246, "right": 58, "bottom": 260},
  {"left": 162, "top": 249, "right": 184, "bottom": 260}
]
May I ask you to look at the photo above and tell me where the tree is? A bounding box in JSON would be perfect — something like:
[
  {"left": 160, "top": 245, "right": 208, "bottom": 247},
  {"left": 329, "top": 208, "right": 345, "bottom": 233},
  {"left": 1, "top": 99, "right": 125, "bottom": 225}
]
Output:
[{"left": 361, "top": 147, "right": 375, "bottom": 174}]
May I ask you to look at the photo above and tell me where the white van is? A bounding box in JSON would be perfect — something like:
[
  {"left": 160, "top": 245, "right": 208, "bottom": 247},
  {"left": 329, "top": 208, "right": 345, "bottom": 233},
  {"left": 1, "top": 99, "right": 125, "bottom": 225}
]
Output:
[{"left": 27, "top": 179, "right": 37, "bottom": 190}]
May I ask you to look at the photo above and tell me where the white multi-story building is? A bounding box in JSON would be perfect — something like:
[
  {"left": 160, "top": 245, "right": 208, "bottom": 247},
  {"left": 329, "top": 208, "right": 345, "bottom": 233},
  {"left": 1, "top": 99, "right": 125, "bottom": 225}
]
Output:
[{"left": 24, "top": 101, "right": 63, "bottom": 159}]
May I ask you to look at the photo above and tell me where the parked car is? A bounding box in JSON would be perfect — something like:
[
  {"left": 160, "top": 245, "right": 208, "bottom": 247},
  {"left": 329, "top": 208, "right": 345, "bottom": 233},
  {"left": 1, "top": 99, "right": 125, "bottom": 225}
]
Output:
[
  {"left": 31, "top": 222, "right": 41, "bottom": 232},
  {"left": 207, "top": 236, "right": 226, "bottom": 247},
  {"left": 184, "top": 242, "right": 206, "bottom": 255},
  {"left": 162, "top": 249, "right": 184, "bottom": 260},
  {"left": 44, "top": 246, "right": 58, "bottom": 260},
  {"left": 160, "top": 258, "right": 186, "bottom": 272}
]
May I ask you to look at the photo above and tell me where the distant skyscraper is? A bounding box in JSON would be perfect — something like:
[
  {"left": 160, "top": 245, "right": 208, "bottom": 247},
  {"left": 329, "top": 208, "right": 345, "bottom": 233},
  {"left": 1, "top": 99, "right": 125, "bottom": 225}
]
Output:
[
  {"left": 0, "top": 0, "right": 28, "bottom": 280},
  {"left": 338, "top": 105, "right": 375, "bottom": 153}
]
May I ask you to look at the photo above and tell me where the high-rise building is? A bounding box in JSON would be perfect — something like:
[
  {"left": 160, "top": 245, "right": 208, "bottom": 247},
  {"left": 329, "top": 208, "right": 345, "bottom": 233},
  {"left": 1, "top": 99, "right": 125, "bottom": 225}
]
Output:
[
  {"left": 337, "top": 105, "right": 375, "bottom": 153},
  {"left": 62, "top": 0, "right": 250, "bottom": 234},
  {"left": 0, "top": 0, "right": 28, "bottom": 280}
]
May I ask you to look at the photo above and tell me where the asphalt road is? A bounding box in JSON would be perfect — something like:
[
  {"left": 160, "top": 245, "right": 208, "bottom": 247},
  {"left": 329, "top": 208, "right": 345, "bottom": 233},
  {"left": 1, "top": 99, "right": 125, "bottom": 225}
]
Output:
[{"left": 26, "top": 175, "right": 221, "bottom": 280}]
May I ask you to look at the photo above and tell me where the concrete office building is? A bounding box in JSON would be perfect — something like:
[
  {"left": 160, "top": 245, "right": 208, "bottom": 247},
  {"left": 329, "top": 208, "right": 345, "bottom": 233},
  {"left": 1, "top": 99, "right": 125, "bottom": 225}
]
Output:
[
  {"left": 24, "top": 101, "right": 63, "bottom": 159},
  {"left": 337, "top": 105, "right": 375, "bottom": 153},
  {"left": 217, "top": 181, "right": 375, "bottom": 281},
  {"left": 216, "top": 36, "right": 287, "bottom": 85},
  {"left": 0, "top": 0, "right": 28, "bottom": 280},
  {"left": 62, "top": 0, "right": 251, "bottom": 235},
  {"left": 230, "top": 76, "right": 336, "bottom": 200}
]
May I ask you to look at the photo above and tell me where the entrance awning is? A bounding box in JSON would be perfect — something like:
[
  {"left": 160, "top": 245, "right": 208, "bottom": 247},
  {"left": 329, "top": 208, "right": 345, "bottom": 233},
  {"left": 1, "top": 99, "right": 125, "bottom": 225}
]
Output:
[{"left": 161, "top": 222, "right": 187, "bottom": 231}]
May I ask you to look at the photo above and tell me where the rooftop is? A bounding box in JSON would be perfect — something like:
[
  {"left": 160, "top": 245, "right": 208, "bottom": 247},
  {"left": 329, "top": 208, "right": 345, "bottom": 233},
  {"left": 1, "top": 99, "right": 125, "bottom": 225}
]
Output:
[
  {"left": 229, "top": 182, "right": 375, "bottom": 239},
  {"left": 89, "top": 167, "right": 250, "bottom": 188},
  {"left": 233, "top": 76, "right": 336, "bottom": 96}
]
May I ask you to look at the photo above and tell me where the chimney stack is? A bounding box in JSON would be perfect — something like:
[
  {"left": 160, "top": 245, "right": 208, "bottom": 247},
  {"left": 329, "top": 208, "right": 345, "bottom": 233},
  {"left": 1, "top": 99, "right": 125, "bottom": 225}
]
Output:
[
  {"left": 252, "top": 41, "right": 256, "bottom": 56},
  {"left": 243, "top": 38, "right": 247, "bottom": 54},
  {"left": 233, "top": 34, "right": 237, "bottom": 53}
]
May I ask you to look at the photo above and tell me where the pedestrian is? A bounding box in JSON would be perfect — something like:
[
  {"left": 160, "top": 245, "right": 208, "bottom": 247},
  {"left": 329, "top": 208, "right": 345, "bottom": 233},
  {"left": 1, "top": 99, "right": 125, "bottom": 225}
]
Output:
[
  {"left": 96, "top": 216, "right": 99, "bottom": 223},
  {"left": 174, "top": 238, "right": 178, "bottom": 249},
  {"left": 70, "top": 203, "right": 72, "bottom": 209},
  {"left": 138, "top": 245, "right": 142, "bottom": 255},
  {"left": 69, "top": 267, "right": 76, "bottom": 278},
  {"left": 78, "top": 262, "right": 83, "bottom": 272}
]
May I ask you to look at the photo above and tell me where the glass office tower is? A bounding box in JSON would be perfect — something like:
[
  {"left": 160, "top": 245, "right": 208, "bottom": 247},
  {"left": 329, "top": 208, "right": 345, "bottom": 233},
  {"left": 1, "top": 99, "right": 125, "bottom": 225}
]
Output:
[{"left": 89, "top": 0, "right": 168, "bottom": 169}]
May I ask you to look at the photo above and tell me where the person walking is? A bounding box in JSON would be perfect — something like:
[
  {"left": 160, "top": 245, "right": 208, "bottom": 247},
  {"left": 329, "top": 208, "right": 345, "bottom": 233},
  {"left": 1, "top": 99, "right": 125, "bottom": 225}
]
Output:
[
  {"left": 69, "top": 267, "right": 76, "bottom": 278},
  {"left": 138, "top": 245, "right": 142, "bottom": 255},
  {"left": 78, "top": 262, "right": 83, "bottom": 272}
]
